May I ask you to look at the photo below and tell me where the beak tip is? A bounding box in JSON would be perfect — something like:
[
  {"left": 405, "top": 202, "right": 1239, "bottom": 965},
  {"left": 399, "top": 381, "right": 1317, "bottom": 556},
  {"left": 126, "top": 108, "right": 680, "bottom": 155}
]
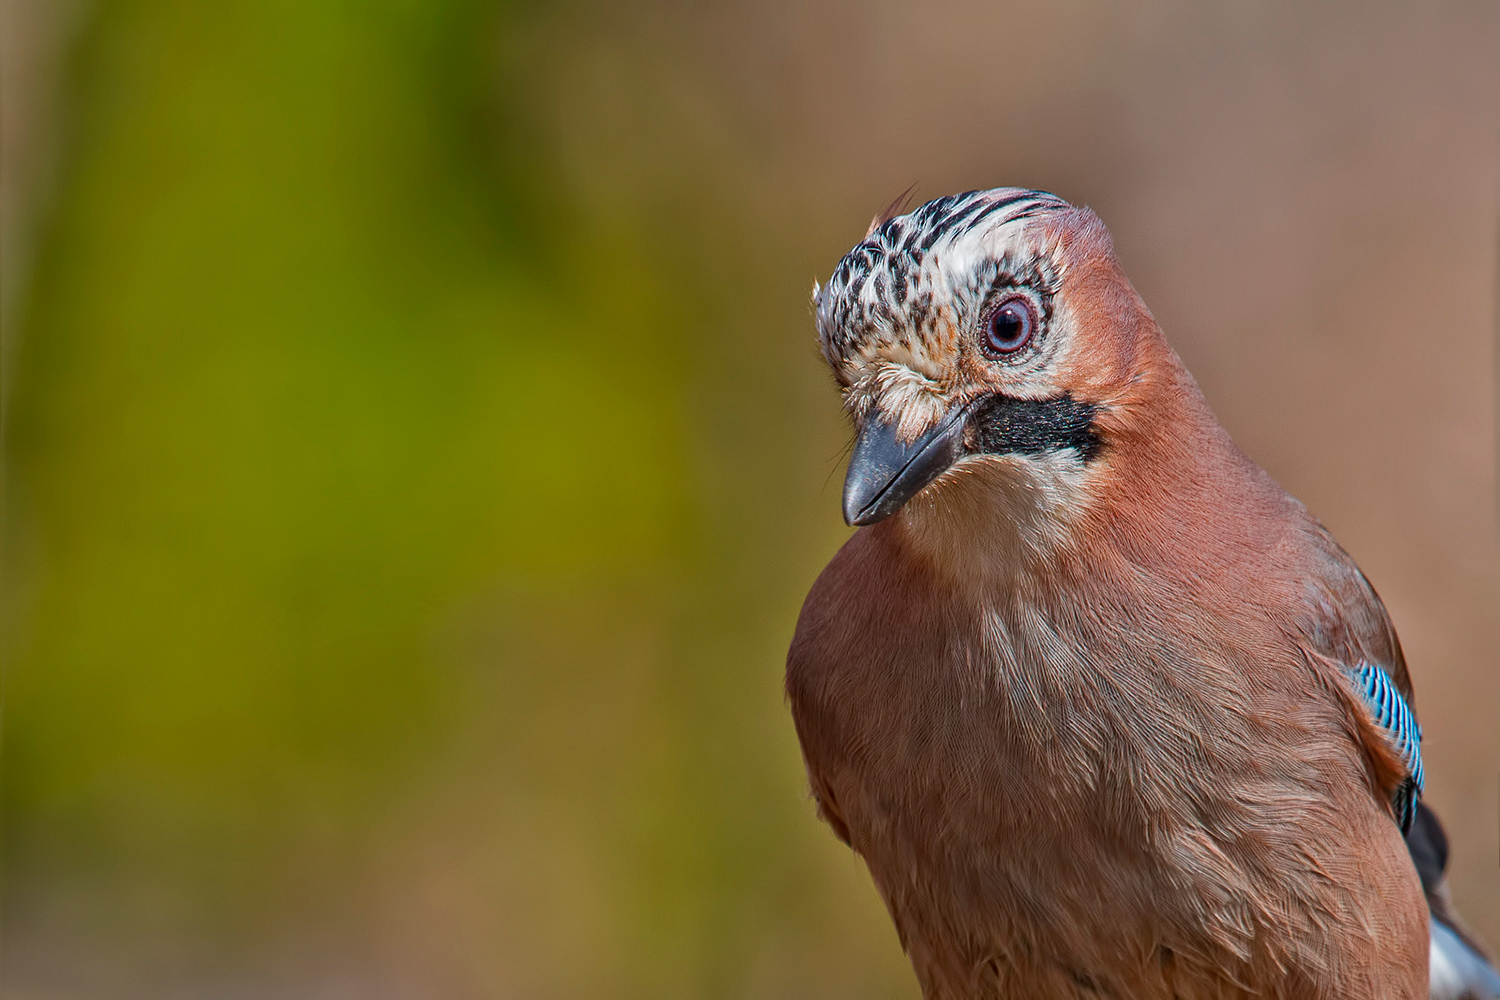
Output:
[
  {"left": 842, "top": 501, "right": 884, "bottom": 528},
  {"left": 842, "top": 477, "right": 890, "bottom": 528}
]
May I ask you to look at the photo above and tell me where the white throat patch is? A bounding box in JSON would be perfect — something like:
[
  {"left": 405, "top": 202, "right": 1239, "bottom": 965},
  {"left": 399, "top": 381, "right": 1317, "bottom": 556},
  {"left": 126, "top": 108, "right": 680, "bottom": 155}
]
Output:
[{"left": 896, "top": 450, "right": 1097, "bottom": 585}]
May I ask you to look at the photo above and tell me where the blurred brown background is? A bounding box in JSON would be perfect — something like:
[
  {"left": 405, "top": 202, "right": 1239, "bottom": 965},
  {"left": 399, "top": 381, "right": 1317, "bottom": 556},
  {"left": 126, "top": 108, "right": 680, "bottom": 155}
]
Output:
[{"left": 3, "top": 1, "right": 1497, "bottom": 997}]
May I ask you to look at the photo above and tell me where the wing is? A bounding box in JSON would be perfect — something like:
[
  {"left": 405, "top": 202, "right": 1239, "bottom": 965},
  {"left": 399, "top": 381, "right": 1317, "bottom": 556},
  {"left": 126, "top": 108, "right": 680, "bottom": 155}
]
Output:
[
  {"left": 1299, "top": 521, "right": 1500, "bottom": 994},
  {"left": 1343, "top": 660, "right": 1422, "bottom": 833},
  {"left": 1298, "top": 520, "right": 1421, "bottom": 830}
]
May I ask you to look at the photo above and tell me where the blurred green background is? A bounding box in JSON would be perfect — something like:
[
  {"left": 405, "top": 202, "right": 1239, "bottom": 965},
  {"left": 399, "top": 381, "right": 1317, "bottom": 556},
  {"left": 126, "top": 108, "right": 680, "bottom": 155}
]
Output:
[{"left": 3, "top": 2, "right": 1497, "bottom": 997}]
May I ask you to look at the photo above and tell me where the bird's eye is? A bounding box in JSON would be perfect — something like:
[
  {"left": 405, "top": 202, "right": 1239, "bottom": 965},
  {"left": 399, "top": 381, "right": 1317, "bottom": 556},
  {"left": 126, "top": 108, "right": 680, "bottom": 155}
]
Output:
[{"left": 983, "top": 296, "right": 1036, "bottom": 357}]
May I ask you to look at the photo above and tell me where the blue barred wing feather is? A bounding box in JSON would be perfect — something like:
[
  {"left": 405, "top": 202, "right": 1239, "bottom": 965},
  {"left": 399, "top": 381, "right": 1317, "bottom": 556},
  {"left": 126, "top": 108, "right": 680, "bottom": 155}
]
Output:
[{"left": 1346, "top": 661, "right": 1423, "bottom": 833}]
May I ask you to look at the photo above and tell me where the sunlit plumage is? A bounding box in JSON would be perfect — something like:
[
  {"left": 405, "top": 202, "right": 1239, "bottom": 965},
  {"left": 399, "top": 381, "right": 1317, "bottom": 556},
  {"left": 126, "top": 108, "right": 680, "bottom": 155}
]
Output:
[{"left": 787, "top": 189, "right": 1498, "bottom": 999}]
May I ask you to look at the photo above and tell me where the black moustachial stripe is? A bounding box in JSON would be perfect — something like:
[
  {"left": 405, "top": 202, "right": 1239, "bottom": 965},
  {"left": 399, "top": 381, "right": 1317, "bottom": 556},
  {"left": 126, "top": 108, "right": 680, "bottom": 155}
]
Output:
[{"left": 969, "top": 393, "right": 1102, "bottom": 462}]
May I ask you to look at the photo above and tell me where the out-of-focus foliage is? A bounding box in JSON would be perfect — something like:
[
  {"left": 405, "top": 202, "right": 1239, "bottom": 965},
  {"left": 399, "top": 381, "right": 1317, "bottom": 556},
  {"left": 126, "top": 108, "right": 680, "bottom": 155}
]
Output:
[
  {"left": 4, "top": 1, "right": 1497, "bottom": 997},
  {"left": 3, "top": 2, "right": 897, "bottom": 996}
]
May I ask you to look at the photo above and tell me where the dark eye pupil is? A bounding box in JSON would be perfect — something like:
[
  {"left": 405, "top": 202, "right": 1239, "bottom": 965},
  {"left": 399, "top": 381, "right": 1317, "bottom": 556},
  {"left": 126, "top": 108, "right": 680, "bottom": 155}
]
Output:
[{"left": 986, "top": 300, "right": 1033, "bottom": 354}]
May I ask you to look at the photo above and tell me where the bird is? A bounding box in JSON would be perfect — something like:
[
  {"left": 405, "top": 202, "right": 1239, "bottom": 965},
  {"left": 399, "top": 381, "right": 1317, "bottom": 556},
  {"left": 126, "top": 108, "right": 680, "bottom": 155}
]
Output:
[{"left": 786, "top": 188, "right": 1500, "bottom": 999}]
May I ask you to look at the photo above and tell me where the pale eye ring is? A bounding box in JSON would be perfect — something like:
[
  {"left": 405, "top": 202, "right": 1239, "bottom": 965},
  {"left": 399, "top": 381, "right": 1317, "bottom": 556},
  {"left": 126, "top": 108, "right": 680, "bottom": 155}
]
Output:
[{"left": 983, "top": 296, "right": 1036, "bottom": 357}]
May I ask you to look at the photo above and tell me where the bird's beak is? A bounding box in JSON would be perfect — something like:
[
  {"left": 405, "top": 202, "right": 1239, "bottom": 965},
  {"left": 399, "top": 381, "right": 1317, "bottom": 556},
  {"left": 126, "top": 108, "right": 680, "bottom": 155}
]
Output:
[{"left": 842, "top": 404, "right": 972, "bottom": 527}]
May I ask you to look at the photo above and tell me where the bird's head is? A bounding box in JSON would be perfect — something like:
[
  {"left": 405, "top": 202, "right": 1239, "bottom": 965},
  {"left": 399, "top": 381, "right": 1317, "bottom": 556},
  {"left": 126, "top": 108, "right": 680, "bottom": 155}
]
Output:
[{"left": 816, "top": 188, "right": 1173, "bottom": 556}]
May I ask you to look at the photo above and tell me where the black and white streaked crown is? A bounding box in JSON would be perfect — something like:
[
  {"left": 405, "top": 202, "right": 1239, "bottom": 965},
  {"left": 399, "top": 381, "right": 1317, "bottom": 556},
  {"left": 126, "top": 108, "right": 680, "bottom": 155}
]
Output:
[{"left": 813, "top": 188, "right": 1070, "bottom": 367}]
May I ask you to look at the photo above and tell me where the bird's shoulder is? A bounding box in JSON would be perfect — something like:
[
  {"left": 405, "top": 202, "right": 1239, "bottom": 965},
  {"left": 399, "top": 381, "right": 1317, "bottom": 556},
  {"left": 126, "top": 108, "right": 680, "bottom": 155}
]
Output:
[{"left": 1287, "top": 516, "right": 1412, "bottom": 699}]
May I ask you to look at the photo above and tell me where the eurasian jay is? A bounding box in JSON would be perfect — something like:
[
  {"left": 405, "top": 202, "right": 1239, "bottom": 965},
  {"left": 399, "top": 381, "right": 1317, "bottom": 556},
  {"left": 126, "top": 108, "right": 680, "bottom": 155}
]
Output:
[{"left": 787, "top": 188, "right": 1500, "bottom": 999}]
